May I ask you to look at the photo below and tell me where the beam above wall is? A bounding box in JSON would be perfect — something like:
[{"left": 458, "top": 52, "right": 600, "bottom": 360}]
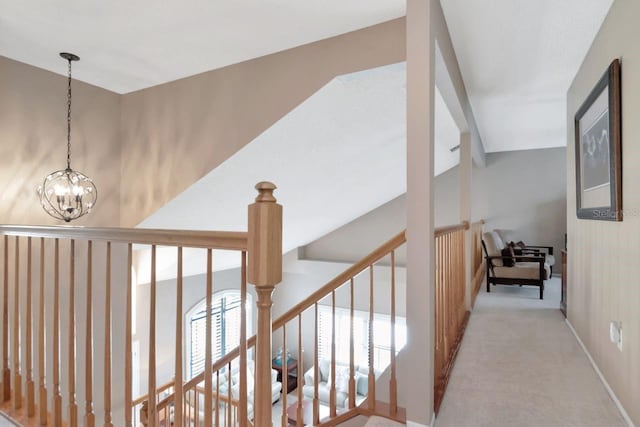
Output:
[{"left": 433, "top": 21, "right": 486, "bottom": 168}]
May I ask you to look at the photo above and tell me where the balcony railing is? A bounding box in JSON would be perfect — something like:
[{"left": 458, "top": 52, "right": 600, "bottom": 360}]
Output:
[
  {"left": 0, "top": 182, "right": 479, "bottom": 427},
  {"left": 0, "top": 182, "right": 281, "bottom": 427},
  {"left": 470, "top": 220, "right": 486, "bottom": 307}
]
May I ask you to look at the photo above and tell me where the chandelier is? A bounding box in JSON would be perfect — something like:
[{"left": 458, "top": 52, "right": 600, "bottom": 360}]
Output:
[{"left": 37, "top": 52, "right": 97, "bottom": 222}]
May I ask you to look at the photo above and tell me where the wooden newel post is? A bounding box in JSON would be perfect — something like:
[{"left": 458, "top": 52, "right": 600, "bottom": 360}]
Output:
[{"left": 248, "top": 182, "right": 282, "bottom": 427}]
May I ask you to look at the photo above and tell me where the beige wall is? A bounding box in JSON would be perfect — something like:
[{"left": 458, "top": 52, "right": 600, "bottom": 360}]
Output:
[
  {"left": 134, "top": 266, "right": 258, "bottom": 394},
  {"left": 567, "top": 0, "right": 640, "bottom": 423},
  {"left": 301, "top": 194, "right": 407, "bottom": 265},
  {"left": 0, "top": 56, "right": 121, "bottom": 226},
  {"left": 118, "top": 18, "right": 406, "bottom": 227},
  {"left": 1, "top": 19, "right": 405, "bottom": 228},
  {"left": 474, "top": 148, "right": 567, "bottom": 257},
  {"left": 302, "top": 146, "right": 568, "bottom": 266},
  {"left": 300, "top": 165, "right": 460, "bottom": 265},
  {"left": 436, "top": 165, "right": 461, "bottom": 227}
]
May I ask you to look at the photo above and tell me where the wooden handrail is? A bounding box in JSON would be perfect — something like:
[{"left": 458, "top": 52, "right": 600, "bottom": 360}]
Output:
[
  {"left": 0, "top": 182, "right": 282, "bottom": 427},
  {"left": 156, "top": 385, "right": 243, "bottom": 415},
  {"left": 141, "top": 225, "right": 412, "bottom": 425},
  {"left": 434, "top": 221, "right": 469, "bottom": 237},
  {"left": 183, "top": 344, "right": 254, "bottom": 391},
  {"left": 0, "top": 225, "right": 248, "bottom": 250},
  {"left": 132, "top": 380, "right": 175, "bottom": 407},
  {"left": 138, "top": 223, "right": 482, "bottom": 425},
  {"left": 194, "top": 385, "right": 241, "bottom": 406},
  {"left": 433, "top": 224, "right": 469, "bottom": 414},
  {"left": 138, "top": 227, "right": 411, "bottom": 426},
  {"left": 275, "top": 230, "right": 406, "bottom": 328},
  {"left": 182, "top": 230, "right": 407, "bottom": 393},
  {"left": 470, "top": 219, "right": 485, "bottom": 308}
]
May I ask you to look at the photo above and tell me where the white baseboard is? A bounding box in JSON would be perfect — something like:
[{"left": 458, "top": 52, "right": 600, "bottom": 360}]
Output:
[{"left": 565, "top": 319, "right": 635, "bottom": 427}]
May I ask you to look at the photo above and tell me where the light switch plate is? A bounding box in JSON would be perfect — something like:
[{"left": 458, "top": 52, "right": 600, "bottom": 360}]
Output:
[{"left": 610, "top": 321, "right": 619, "bottom": 343}]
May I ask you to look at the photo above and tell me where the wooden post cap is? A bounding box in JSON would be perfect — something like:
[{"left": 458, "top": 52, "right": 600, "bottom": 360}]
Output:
[
  {"left": 254, "top": 182, "right": 277, "bottom": 203},
  {"left": 248, "top": 182, "right": 283, "bottom": 287}
]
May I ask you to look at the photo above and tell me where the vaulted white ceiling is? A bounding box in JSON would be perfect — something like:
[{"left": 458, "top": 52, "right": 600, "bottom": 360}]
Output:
[
  {"left": 3, "top": 1, "right": 615, "bottom": 280},
  {"left": 1, "top": 1, "right": 614, "bottom": 154},
  {"left": 135, "top": 63, "right": 459, "bottom": 281},
  {"left": 440, "top": 0, "right": 614, "bottom": 152},
  {"left": 0, "top": 0, "right": 405, "bottom": 94}
]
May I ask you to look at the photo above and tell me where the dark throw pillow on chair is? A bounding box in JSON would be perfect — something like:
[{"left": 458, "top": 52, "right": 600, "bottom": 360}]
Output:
[
  {"left": 501, "top": 247, "right": 516, "bottom": 267},
  {"left": 508, "top": 241, "right": 523, "bottom": 256}
]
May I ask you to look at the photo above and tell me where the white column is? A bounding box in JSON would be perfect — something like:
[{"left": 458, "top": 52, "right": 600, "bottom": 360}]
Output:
[
  {"left": 460, "top": 132, "right": 472, "bottom": 310},
  {"left": 404, "top": 0, "right": 435, "bottom": 424}
]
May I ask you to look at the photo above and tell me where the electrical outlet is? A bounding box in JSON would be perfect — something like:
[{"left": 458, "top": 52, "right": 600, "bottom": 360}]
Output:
[
  {"left": 617, "top": 323, "right": 623, "bottom": 351},
  {"left": 610, "top": 321, "right": 623, "bottom": 351}
]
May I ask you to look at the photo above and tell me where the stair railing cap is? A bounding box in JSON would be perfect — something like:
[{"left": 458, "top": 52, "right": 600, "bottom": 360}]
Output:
[{"left": 254, "top": 181, "right": 277, "bottom": 203}]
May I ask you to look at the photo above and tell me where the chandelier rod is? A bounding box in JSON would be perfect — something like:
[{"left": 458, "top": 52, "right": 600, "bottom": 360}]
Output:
[
  {"left": 60, "top": 52, "right": 79, "bottom": 170},
  {"left": 66, "top": 57, "right": 72, "bottom": 170}
]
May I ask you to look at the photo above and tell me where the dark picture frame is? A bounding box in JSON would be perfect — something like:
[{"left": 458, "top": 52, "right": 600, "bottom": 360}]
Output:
[{"left": 575, "top": 58, "right": 622, "bottom": 221}]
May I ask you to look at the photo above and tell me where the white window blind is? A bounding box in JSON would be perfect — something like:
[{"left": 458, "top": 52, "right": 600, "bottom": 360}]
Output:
[
  {"left": 188, "top": 291, "right": 250, "bottom": 378},
  {"left": 317, "top": 305, "right": 406, "bottom": 372}
]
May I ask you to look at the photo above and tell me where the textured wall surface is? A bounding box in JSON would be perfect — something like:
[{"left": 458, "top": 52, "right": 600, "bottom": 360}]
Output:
[
  {"left": 118, "top": 19, "right": 406, "bottom": 227},
  {"left": 1, "top": 19, "right": 405, "bottom": 228},
  {"left": 567, "top": 0, "right": 640, "bottom": 423},
  {"left": 0, "top": 56, "right": 121, "bottom": 226},
  {"left": 303, "top": 147, "right": 566, "bottom": 266}
]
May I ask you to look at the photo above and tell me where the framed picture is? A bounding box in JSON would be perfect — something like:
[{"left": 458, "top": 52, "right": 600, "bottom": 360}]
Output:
[{"left": 575, "top": 58, "right": 622, "bottom": 221}]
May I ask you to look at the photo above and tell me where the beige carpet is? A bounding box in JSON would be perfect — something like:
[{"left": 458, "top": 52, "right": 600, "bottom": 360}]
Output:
[{"left": 435, "top": 278, "right": 627, "bottom": 427}]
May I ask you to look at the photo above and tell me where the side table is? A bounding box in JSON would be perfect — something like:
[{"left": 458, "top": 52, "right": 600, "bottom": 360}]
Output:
[{"left": 272, "top": 359, "right": 298, "bottom": 394}]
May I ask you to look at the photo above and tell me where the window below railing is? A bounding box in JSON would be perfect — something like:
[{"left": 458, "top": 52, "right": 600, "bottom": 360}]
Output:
[
  {"left": 187, "top": 291, "right": 254, "bottom": 379},
  {"left": 317, "top": 305, "right": 406, "bottom": 373}
]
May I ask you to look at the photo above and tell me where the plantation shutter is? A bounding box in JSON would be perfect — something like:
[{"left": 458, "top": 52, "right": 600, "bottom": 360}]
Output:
[
  {"left": 316, "top": 305, "right": 407, "bottom": 371},
  {"left": 317, "top": 308, "right": 333, "bottom": 362},
  {"left": 317, "top": 306, "right": 369, "bottom": 366},
  {"left": 190, "top": 313, "right": 207, "bottom": 376},
  {"left": 221, "top": 294, "right": 242, "bottom": 355},
  {"left": 189, "top": 292, "right": 245, "bottom": 377}
]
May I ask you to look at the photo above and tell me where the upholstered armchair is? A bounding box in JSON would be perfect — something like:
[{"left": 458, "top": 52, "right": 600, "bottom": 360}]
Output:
[
  {"left": 494, "top": 229, "right": 556, "bottom": 274},
  {"left": 303, "top": 359, "right": 372, "bottom": 408},
  {"left": 482, "top": 231, "right": 550, "bottom": 299}
]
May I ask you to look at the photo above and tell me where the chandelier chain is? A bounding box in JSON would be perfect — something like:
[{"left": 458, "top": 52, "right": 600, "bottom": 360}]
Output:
[{"left": 66, "top": 58, "right": 72, "bottom": 170}]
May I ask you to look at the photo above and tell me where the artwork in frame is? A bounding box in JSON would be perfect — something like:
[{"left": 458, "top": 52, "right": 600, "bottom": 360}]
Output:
[{"left": 574, "top": 58, "right": 622, "bottom": 221}]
